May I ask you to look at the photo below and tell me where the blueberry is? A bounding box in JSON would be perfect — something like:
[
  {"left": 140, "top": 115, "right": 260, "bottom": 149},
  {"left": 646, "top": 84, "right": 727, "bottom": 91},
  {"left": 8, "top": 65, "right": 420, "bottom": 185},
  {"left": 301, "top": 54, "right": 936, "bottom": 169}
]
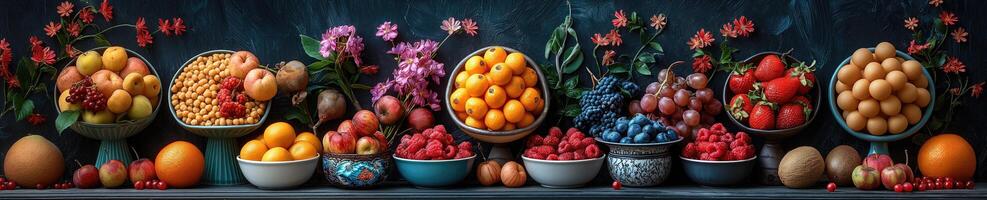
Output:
[
  {"left": 615, "top": 123, "right": 628, "bottom": 133},
  {"left": 643, "top": 125, "right": 657, "bottom": 136},
  {"left": 631, "top": 114, "right": 647, "bottom": 125},
  {"left": 652, "top": 121, "right": 664, "bottom": 129},
  {"left": 665, "top": 130, "right": 678, "bottom": 140},
  {"left": 656, "top": 133, "right": 668, "bottom": 143},
  {"left": 620, "top": 137, "right": 632, "bottom": 144},
  {"left": 604, "top": 131, "right": 621, "bottom": 142},
  {"left": 633, "top": 132, "right": 651, "bottom": 143},
  {"left": 627, "top": 124, "right": 642, "bottom": 138}
]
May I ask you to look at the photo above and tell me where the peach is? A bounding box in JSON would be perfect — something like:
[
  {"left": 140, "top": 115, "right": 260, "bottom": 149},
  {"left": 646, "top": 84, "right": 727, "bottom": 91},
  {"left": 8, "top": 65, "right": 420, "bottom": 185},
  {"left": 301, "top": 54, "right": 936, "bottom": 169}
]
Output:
[
  {"left": 122, "top": 73, "right": 145, "bottom": 95},
  {"left": 101, "top": 46, "right": 128, "bottom": 72},
  {"left": 143, "top": 75, "right": 161, "bottom": 98},
  {"left": 229, "top": 51, "right": 259, "bottom": 79},
  {"left": 243, "top": 68, "right": 277, "bottom": 101},
  {"left": 56, "top": 66, "right": 85, "bottom": 93},
  {"left": 107, "top": 89, "right": 133, "bottom": 114},
  {"left": 76, "top": 51, "right": 102, "bottom": 76},
  {"left": 91, "top": 70, "right": 123, "bottom": 97},
  {"left": 119, "top": 57, "right": 149, "bottom": 77}
]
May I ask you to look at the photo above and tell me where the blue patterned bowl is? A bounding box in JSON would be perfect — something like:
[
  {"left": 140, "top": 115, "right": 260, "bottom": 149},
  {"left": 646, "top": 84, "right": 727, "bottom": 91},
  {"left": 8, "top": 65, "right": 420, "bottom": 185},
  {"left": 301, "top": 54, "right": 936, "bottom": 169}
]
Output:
[
  {"left": 322, "top": 153, "right": 392, "bottom": 189},
  {"left": 596, "top": 137, "right": 682, "bottom": 187},
  {"left": 393, "top": 155, "right": 476, "bottom": 188},
  {"left": 681, "top": 156, "right": 757, "bottom": 186}
]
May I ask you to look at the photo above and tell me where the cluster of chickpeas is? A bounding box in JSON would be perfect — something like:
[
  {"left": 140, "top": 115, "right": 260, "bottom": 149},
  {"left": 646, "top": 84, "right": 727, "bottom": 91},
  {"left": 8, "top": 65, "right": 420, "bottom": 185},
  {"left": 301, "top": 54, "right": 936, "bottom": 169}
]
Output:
[{"left": 171, "top": 53, "right": 265, "bottom": 126}]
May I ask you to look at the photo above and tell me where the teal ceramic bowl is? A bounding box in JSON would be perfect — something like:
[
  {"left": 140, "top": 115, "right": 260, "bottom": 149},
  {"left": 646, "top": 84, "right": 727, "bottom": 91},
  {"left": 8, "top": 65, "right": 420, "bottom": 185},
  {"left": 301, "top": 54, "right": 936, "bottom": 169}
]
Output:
[
  {"left": 680, "top": 156, "right": 757, "bottom": 187},
  {"left": 393, "top": 155, "right": 476, "bottom": 188},
  {"left": 827, "top": 49, "right": 935, "bottom": 154}
]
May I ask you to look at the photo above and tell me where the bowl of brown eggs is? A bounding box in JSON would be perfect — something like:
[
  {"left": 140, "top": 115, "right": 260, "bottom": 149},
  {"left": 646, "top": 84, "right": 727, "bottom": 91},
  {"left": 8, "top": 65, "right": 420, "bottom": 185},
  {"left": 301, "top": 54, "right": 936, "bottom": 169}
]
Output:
[{"left": 827, "top": 42, "right": 935, "bottom": 155}]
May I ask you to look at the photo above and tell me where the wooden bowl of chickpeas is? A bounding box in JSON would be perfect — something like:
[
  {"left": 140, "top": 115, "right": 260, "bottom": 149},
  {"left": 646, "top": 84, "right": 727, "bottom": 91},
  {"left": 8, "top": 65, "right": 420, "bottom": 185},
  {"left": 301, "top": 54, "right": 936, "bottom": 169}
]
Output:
[{"left": 168, "top": 50, "right": 272, "bottom": 138}]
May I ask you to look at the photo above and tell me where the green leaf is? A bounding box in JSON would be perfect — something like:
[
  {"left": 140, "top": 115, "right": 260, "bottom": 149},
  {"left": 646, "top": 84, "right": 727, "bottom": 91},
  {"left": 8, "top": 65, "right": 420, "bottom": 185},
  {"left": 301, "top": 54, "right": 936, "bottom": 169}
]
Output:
[
  {"left": 308, "top": 60, "right": 331, "bottom": 71},
  {"left": 93, "top": 34, "right": 111, "bottom": 47},
  {"left": 609, "top": 63, "right": 629, "bottom": 74},
  {"left": 545, "top": 26, "right": 566, "bottom": 58},
  {"left": 637, "top": 53, "right": 656, "bottom": 63},
  {"left": 562, "top": 104, "right": 582, "bottom": 117},
  {"left": 541, "top": 64, "right": 560, "bottom": 89},
  {"left": 351, "top": 83, "right": 372, "bottom": 90},
  {"left": 299, "top": 35, "right": 325, "bottom": 60},
  {"left": 648, "top": 42, "right": 663, "bottom": 52},
  {"left": 692, "top": 49, "right": 706, "bottom": 58},
  {"left": 564, "top": 52, "right": 583, "bottom": 74},
  {"left": 56, "top": 110, "right": 81, "bottom": 134},
  {"left": 561, "top": 44, "right": 582, "bottom": 74},
  {"left": 566, "top": 88, "right": 585, "bottom": 99},
  {"left": 16, "top": 59, "right": 37, "bottom": 86},
  {"left": 635, "top": 62, "right": 652, "bottom": 75},
  {"left": 564, "top": 76, "right": 580, "bottom": 90},
  {"left": 342, "top": 61, "right": 358, "bottom": 74},
  {"left": 284, "top": 106, "right": 312, "bottom": 125},
  {"left": 16, "top": 99, "right": 34, "bottom": 121}
]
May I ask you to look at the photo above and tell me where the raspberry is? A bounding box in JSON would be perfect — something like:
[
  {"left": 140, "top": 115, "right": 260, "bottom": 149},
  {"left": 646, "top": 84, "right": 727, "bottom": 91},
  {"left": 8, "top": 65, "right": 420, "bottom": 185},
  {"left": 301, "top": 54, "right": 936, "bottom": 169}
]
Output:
[
  {"left": 730, "top": 147, "right": 747, "bottom": 160},
  {"left": 221, "top": 76, "right": 243, "bottom": 91},
  {"left": 557, "top": 141, "right": 571, "bottom": 153},
  {"left": 715, "top": 142, "right": 728, "bottom": 152},
  {"left": 710, "top": 150, "right": 724, "bottom": 160},
  {"left": 546, "top": 154, "right": 559, "bottom": 160},
  {"left": 413, "top": 150, "right": 428, "bottom": 160},
  {"left": 720, "top": 134, "right": 734, "bottom": 143},
  {"left": 455, "top": 150, "right": 473, "bottom": 159},
  {"left": 682, "top": 143, "right": 698, "bottom": 159},
  {"left": 426, "top": 130, "right": 444, "bottom": 140},
  {"left": 730, "top": 140, "right": 745, "bottom": 149},
  {"left": 401, "top": 134, "right": 412, "bottom": 144},
  {"left": 219, "top": 101, "right": 246, "bottom": 118},
  {"left": 526, "top": 151, "right": 546, "bottom": 159},
  {"left": 711, "top": 123, "right": 726, "bottom": 133},
  {"left": 558, "top": 152, "right": 574, "bottom": 160},
  {"left": 457, "top": 141, "right": 472, "bottom": 151},
  {"left": 707, "top": 134, "right": 720, "bottom": 142},
  {"left": 565, "top": 127, "right": 581, "bottom": 137},
  {"left": 735, "top": 132, "right": 751, "bottom": 144},
  {"left": 573, "top": 150, "right": 586, "bottom": 160},
  {"left": 433, "top": 125, "right": 447, "bottom": 133},
  {"left": 444, "top": 145, "right": 457, "bottom": 159},
  {"left": 543, "top": 136, "right": 560, "bottom": 146},
  {"left": 236, "top": 93, "right": 249, "bottom": 104},
  {"left": 584, "top": 145, "right": 601, "bottom": 158},
  {"left": 548, "top": 127, "right": 562, "bottom": 138},
  {"left": 567, "top": 136, "right": 583, "bottom": 148},
  {"left": 576, "top": 137, "right": 594, "bottom": 149},
  {"left": 532, "top": 145, "right": 556, "bottom": 155},
  {"left": 217, "top": 89, "right": 233, "bottom": 103},
  {"left": 444, "top": 134, "right": 454, "bottom": 145},
  {"left": 425, "top": 140, "right": 444, "bottom": 159},
  {"left": 525, "top": 135, "right": 544, "bottom": 148},
  {"left": 699, "top": 152, "right": 712, "bottom": 160},
  {"left": 408, "top": 134, "right": 426, "bottom": 152},
  {"left": 699, "top": 142, "right": 715, "bottom": 153}
]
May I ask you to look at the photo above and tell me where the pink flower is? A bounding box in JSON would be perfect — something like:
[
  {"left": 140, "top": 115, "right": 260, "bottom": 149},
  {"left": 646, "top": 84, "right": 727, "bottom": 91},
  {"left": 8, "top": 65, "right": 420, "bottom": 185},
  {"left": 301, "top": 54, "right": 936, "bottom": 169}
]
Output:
[
  {"left": 31, "top": 46, "right": 56, "bottom": 65},
  {"left": 602, "top": 50, "right": 616, "bottom": 66},
  {"left": 941, "top": 56, "right": 965, "bottom": 74},
  {"left": 172, "top": 18, "right": 186, "bottom": 36},
  {"left": 929, "top": 0, "right": 943, "bottom": 7},
  {"left": 44, "top": 22, "right": 62, "bottom": 37},
  {"left": 688, "top": 28, "right": 715, "bottom": 50},
  {"left": 99, "top": 0, "right": 113, "bottom": 21},
  {"left": 692, "top": 55, "right": 712, "bottom": 74},
  {"left": 65, "top": 44, "right": 77, "bottom": 58},
  {"left": 440, "top": 17, "right": 461, "bottom": 35},
  {"left": 158, "top": 18, "right": 172, "bottom": 36},
  {"left": 66, "top": 22, "right": 81, "bottom": 37},
  {"left": 375, "top": 39, "right": 446, "bottom": 110},
  {"left": 605, "top": 29, "right": 622, "bottom": 46},
  {"left": 904, "top": 17, "right": 919, "bottom": 30},
  {"left": 612, "top": 10, "right": 627, "bottom": 28},
  {"left": 650, "top": 14, "right": 667, "bottom": 30},
  {"left": 0, "top": 39, "right": 11, "bottom": 66},
  {"left": 79, "top": 8, "right": 94, "bottom": 24},
  {"left": 591, "top": 33, "right": 610, "bottom": 46},
  {"left": 734, "top": 16, "right": 755, "bottom": 37},
  {"left": 462, "top": 18, "right": 479, "bottom": 36},
  {"left": 376, "top": 21, "right": 398, "bottom": 42},
  {"left": 972, "top": 82, "right": 984, "bottom": 98},
  {"left": 939, "top": 11, "right": 957, "bottom": 26},
  {"left": 951, "top": 27, "right": 967, "bottom": 43},
  {"left": 907, "top": 40, "right": 929, "bottom": 54},
  {"left": 135, "top": 17, "right": 153, "bottom": 47},
  {"left": 56, "top": 1, "right": 74, "bottom": 17},
  {"left": 720, "top": 23, "right": 738, "bottom": 38}
]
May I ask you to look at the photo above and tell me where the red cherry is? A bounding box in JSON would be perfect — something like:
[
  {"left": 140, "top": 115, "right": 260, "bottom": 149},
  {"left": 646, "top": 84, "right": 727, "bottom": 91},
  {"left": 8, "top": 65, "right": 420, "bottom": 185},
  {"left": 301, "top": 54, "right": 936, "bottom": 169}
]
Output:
[
  {"left": 826, "top": 182, "right": 837, "bottom": 192},
  {"left": 903, "top": 182, "right": 913, "bottom": 192},
  {"left": 0, "top": 178, "right": 5, "bottom": 183},
  {"left": 945, "top": 180, "right": 954, "bottom": 189},
  {"left": 967, "top": 181, "right": 976, "bottom": 189},
  {"left": 66, "top": 183, "right": 73, "bottom": 188},
  {"left": 134, "top": 181, "right": 145, "bottom": 190},
  {"left": 36, "top": 184, "right": 45, "bottom": 190},
  {"left": 612, "top": 181, "right": 622, "bottom": 190},
  {"left": 917, "top": 183, "right": 926, "bottom": 191},
  {"left": 893, "top": 184, "right": 903, "bottom": 192},
  {"left": 5, "top": 181, "right": 15, "bottom": 190},
  {"left": 936, "top": 177, "right": 944, "bottom": 183},
  {"left": 156, "top": 182, "right": 168, "bottom": 190},
  {"left": 935, "top": 182, "right": 943, "bottom": 189}
]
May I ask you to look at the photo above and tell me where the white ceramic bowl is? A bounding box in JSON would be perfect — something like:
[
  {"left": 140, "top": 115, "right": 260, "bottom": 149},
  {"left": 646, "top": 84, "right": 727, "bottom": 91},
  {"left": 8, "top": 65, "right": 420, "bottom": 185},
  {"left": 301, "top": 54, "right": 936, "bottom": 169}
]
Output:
[
  {"left": 521, "top": 155, "right": 606, "bottom": 188},
  {"left": 236, "top": 155, "right": 319, "bottom": 189}
]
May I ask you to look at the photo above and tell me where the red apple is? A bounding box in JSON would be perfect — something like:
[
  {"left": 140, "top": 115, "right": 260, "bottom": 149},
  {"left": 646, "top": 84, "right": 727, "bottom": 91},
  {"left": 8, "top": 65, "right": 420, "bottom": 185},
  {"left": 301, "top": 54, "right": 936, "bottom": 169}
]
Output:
[
  {"left": 893, "top": 163, "right": 914, "bottom": 183},
  {"left": 337, "top": 120, "right": 355, "bottom": 134},
  {"left": 406, "top": 108, "right": 435, "bottom": 131},
  {"left": 852, "top": 165, "right": 881, "bottom": 190},
  {"left": 863, "top": 154, "right": 893, "bottom": 172},
  {"left": 229, "top": 51, "right": 259, "bottom": 79},
  {"left": 351, "top": 110, "right": 379, "bottom": 137},
  {"left": 881, "top": 165, "right": 908, "bottom": 190},
  {"left": 72, "top": 164, "right": 100, "bottom": 189},
  {"left": 373, "top": 95, "right": 404, "bottom": 125},
  {"left": 128, "top": 158, "right": 156, "bottom": 183},
  {"left": 325, "top": 131, "right": 356, "bottom": 154},
  {"left": 373, "top": 131, "right": 388, "bottom": 152},
  {"left": 243, "top": 68, "right": 277, "bottom": 101},
  {"left": 356, "top": 136, "right": 381, "bottom": 155},
  {"left": 119, "top": 57, "right": 149, "bottom": 77},
  {"left": 98, "top": 160, "right": 127, "bottom": 188},
  {"left": 91, "top": 70, "right": 123, "bottom": 97},
  {"left": 56, "top": 66, "right": 85, "bottom": 93}
]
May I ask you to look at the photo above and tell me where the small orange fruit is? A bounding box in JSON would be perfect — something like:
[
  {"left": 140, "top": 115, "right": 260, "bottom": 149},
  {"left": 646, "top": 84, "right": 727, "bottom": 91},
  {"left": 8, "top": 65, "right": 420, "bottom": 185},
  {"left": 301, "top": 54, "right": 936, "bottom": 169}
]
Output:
[
  {"left": 506, "top": 77, "right": 526, "bottom": 98},
  {"left": 455, "top": 112, "right": 469, "bottom": 121},
  {"left": 450, "top": 88, "right": 470, "bottom": 112},
  {"left": 520, "top": 88, "right": 542, "bottom": 112},
  {"left": 483, "top": 47, "right": 508, "bottom": 65},
  {"left": 504, "top": 53, "right": 527, "bottom": 75},
  {"left": 522, "top": 68, "right": 538, "bottom": 87},
  {"left": 155, "top": 141, "right": 204, "bottom": 188},
  {"left": 239, "top": 140, "right": 268, "bottom": 161},
  {"left": 465, "top": 56, "right": 487, "bottom": 74},
  {"left": 485, "top": 85, "right": 507, "bottom": 108},
  {"left": 465, "top": 74, "right": 490, "bottom": 97},
  {"left": 484, "top": 109, "right": 506, "bottom": 131},
  {"left": 918, "top": 133, "right": 976, "bottom": 181},
  {"left": 465, "top": 116, "right": 486, "bottom": 129},
  {"left": 465, "top": 97, "right": 489, "bottom": 119},
  {"left": 488, "top": 63, "right": 513, "bottom": 85},
  {"left": 263, "top": 122, "right": 296, "bottom": 149},
  {"left": 454, "top": 71, "right": 470, "bottom": 88},
  {"left": 294, "top": 132, "right": 321, "bottom": 153},
  {"left": 503, "top": 100, "right": 525, "bottom": 123},
  {"left": 502, "top": 123, "right": 517, "bottom": 131},
  {"left": 289, "top": 142, "right": 319, "bottom": 160},
  {"left": 517, "top": 113, "right": 535, "bottom": 128},
  {"left": 262, "top": 147, "right": 293, "bottom": 162}
]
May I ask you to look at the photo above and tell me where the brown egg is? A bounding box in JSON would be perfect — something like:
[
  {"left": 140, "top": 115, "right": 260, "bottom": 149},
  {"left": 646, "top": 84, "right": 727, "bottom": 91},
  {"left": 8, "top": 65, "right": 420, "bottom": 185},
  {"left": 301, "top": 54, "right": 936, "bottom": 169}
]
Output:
[
  {"left": 863, "top": 62, "right": 886, "bottom": 81},
  {"left": 913, "top": 74, "right": 929, "bottom": 88},
  {"left": 852, "top": 79, "right": 872, "bottom": 100},
  {"left": 915, "top": 88, "right": 930, "bottom": 107},
  {"left": 879, "top": 96, "right": 901, "bottom": 116},
  {"left": 846, "top": 111, "right": 866, "bottom": 131},
  {"left": 902, "top": 104, "right": 922, "bottom": 124},
  {"left": 857, "top": 99, "right": 880, "bottom": 118},
  {"left": 869, "top": 79, "right": 892, "bottom": 100},
  {"left": 874, "top": 42, "right": 896, "bottom": 61},
  {"left": 898, "top": 83, "right": 918, "bottom": 103},
  {"left": 838, "top": 64, "right": 862, "bottom": 85},
  {"left": 902, "top": 60, "right": 923, "bottom": 81},
  {"left": 835, "top": 81, "right": 849, "bottom": 93},
  {"left": 887, "top": 114, "right": 908, "bottom": 134},
  {"left": 885, "top": 71, "right": 907, "bottom": 91},
  {"left": 851, "top": 48, "right": 874, "bottom": 67},
  {"left": 896, "top": 57, "right": 905, "bottom": 63},
  {"left": 881, "top": 58, "right": 902, "bottom": 73},
  {"left": 842, "top": 110, "right": 850, "bottom": 120},
  {"left": 837, "top": 91, "right": 859, "bottom": 111},
  {"left": 867, "top": 117, "right": 888, "bottom": 135}
]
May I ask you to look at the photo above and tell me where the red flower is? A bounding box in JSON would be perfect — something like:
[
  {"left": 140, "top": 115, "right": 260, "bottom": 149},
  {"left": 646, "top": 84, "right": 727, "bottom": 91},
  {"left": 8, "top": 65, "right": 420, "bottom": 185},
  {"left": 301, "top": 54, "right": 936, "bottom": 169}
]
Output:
[
  {"left": 0, "top": 38, "right": 11, "bottom": 66},
  {"left": 79, "top": 8, "right": 94, "bottom": 24},
  {"left": 65, "top": 44, "right": 78, "bottom": 58},
  {"left": 601, "top": 50, "right": 616, "bottom": 66},
  {"left": 462, "top": 18, "right": 479, "bottom": 36},
  {"left": 734, "top": 16, "right": 755, "bottom": 37},
  {"left": 688, "top": 28, "right": 715, "bottom": 50},
  {"left": 904, "top": 17, "right": 919, "bottom": 31},
  {"left": 612, "top": 10, "right": 627, "bottom": 28},
  {"left": 44, "top": 22, "right": 62, "bottom": 37},
  {"left": 939, "top": 11, "right": 957, "bottom": 26},
  {"left": 360, "top": 65, "right": 379, "bottom": 75},
  {"left": 720, "top": 23, "right": 737, "bottom": 38},
  {"left": 972, "top": 82, "right": 984, "bottom": 98},
  {"left": 692, "top": 55, "right": 712, "bottom": 74},
  {"left": 951, "top": 27, "right": 968, "bottom": 43},
  {"left": 56, "top": 1, "right": 74, "bottom": 17},
  {"left": 907, "top": 40, "right": 929, "bottom": 54},
  {"left": 591, "top": 33, "right": 610, "bottom": 46},
  {"left": 135, "top": 17, "right": 153, "bottom": 47},
  {"left": 29, "top": 36, "right": 43, "bottom": 48},
  {"left": 929, "top": 0, "right": 943, "bottom": 7},
  {"left": 158, "top": 18, "right": 172, "bottom": 36},
  {"left": 650, "top": 14, "right": 667, "bottom": 30},
  {"left": 100, "top": 0, "right": 113, "bottom": 21},
  {"left": 941, "top": 56, "right": 966, "bottom": 74},
  {"left": 172, "top": 18, "right": 187, "bottom": 36},
  {"left": 31, "top": 46, "right": 56, "bottom": 65},
  {"left": 66, "top": 22, "right": 81, "bottom": 37},
  {"left": 605, "top": 29, "right": 622, "bottom": 46},
  {"left": 27, "top": 113, "right": 46, "bottom": 126}
]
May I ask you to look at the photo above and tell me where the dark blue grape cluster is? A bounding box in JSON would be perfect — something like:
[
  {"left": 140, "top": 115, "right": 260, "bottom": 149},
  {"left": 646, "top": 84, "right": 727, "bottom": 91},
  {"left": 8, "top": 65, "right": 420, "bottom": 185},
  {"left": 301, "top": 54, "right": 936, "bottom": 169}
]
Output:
[
  {"left": 574, "top": 76, "right": 638, "bottom": 136},
  {"left": 600, "top": 113, "right": 678, "bottom": 144},
  {"left": 621, "top": 81, "right": 641, "bottom": 97}
]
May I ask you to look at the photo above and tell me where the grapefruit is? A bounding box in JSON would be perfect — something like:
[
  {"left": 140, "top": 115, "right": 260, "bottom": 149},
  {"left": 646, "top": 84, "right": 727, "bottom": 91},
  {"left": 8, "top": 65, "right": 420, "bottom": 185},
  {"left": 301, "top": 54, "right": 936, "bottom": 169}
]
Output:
[
  {"left": 155, "top": 141, "right": 204, "bottom": 188},
  {"left": 3, "top": 135, "right": 64, "bottom": 187},
  {"left": 918, "top": 133, "right": 976, "bottom": 181}
]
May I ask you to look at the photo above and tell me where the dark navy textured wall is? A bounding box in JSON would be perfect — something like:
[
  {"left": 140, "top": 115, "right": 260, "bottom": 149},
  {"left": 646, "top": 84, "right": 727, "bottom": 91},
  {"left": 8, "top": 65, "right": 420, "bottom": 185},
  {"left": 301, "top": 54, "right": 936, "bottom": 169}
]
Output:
[{"left": 1, "top": 0, "right": 985, "bottom": 181}]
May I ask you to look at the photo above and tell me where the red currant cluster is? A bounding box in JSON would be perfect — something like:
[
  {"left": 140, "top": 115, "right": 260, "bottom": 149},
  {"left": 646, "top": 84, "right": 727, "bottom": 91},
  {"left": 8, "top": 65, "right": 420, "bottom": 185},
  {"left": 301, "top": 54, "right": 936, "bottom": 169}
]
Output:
[
  {"left": 50, "top": 181, "right": 74, "bottom": 189},
  {"left": 522, "top": 127, "right": 602, "bottom": 160},
  {"left": 134, "top": 179, "right": 168, "bottom": 190},
  {"left": 902, "top": 176, "right": 975, "bottom": 192},
  {"left": 681, "top": 123, "right": 755, "bottom": 161},
  {"left": 0, "top": 177, "right": 16, "bottom": 190},
  {"left": 66, "top": 78, "right": 107, "bottom": 112},
  {"left": 217, "top": 76, "right": 249, "bottom": 118},
  {"left": 396, "top": 125, "right": 474, "bottom": 160}
]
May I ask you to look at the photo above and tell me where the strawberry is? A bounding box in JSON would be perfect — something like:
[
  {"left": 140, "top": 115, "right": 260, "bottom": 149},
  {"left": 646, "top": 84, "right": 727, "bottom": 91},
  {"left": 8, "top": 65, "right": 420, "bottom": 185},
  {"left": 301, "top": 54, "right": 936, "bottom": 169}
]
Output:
[
  {"left": 754, "top": 54, "right": 786, "bottom": 81},
  {"left": 792, "top": 96, "right": 812, "bottom": 110},
  {"left": 786, "top": 61, "right": 817, "bottom": 95},
  {"left": 763, "top": 77, "right": 800, "bottom": 104},
  {"left": 728, "top": 94, "right": 753, "bottom": 122},
  {"left": 728, "top": 67, "right": 757, "bottom": 95},
  {"left": 748, "top": 104, "right": 775, "bottom": 130},
  {"left": 776, "top": 103, "right": 810, "bottom": 129}
]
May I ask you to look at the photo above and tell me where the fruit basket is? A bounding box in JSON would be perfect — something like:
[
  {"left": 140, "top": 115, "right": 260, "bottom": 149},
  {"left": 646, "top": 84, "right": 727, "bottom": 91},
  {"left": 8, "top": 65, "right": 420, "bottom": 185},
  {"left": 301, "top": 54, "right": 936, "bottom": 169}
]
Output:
[
  {"left": 54, "top": 47, "right": 162, "bottom": 168},
  {"left": 236, "top": 154, "right": 320, "bottom": 189},
  {"left": 828, "top": 48, "right": 935, "bottom": 155},
  {"left": 168, "top": 50, "right": 272, "bottom": 185},
  {"left": 322, "top": 153, "right": 392, "bottom": 189},
  {"left": 393, "top": 155, "right": 476, "bottom": 188},
  {"left": 680, "top": 156, "right": 757, "bottom": 186},
  {"left": 521, "top": 155, "right": 605, "bottom": 188},
  {"left": 443, "top": 46, "right": 550, "bottom": 162},
  {"left": 720, "top": 52, "right": 821, "bottom": 185},
  {"left": 596, "top": 137, "right": 682, "bottom": 187}
]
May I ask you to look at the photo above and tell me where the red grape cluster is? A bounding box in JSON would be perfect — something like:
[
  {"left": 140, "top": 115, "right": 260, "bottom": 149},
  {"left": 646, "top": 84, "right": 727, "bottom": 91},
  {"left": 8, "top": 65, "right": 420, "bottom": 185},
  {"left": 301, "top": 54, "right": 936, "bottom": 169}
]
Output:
[
  {"left": 523, "top": 127, "right": 602, "bottom": 160},
  {"left": 636, "top": 70, "right": 721, "bottom": 138},
  {"left": 396, "top": 125, "right": 474, "bottom": 160},
  {"left": 681, "top": 123, "right": 754, "bottom": 161},
  {"left": 67, "top": 78, "right": 107, "bottom": 112},
  {"left": 217, "top": 77, "right": 248, "bottom": 118}
]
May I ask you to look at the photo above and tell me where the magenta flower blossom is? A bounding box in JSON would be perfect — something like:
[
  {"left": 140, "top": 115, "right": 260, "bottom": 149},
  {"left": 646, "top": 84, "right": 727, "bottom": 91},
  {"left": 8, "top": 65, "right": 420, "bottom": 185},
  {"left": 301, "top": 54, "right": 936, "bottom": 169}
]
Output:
[
  {"left": 376, "top": 21, "right": 398, "bottom": 42},
  {"left": 440, "top": 17, "right": 461, "bottom": 35},
  {"left": 372, "top": 39, "right": 446, "bottom": 110},
  {"left": 320, "top": 25, "right": 365, "bottom": 65}
]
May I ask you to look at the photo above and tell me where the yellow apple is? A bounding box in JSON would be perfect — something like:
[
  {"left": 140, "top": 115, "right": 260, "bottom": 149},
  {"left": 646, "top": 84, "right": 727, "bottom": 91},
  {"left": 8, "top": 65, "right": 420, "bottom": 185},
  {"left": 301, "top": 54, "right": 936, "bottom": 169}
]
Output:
[
  {"left": 101, "top": 46, "right": 128, "bottom": 72},
  {"left": 142, "top": 75, "right": 161, "bottom": 97},
  {"left": 243, "top": 68, "right": 277, "bottom": 101},
  {"left": 91, "top": 70, "right": 123, "bottom": 97},
  {"left": 82, "top": 110, "right": 115, "bottom": 124},
  {"left": 128, "top": 95, "right": 153, "bottom": 120},
  {"left": 122, "top": 73, "right": 145, "bottom": 95},
  {"left": 76, "top": 51, "right": 103, "bottom": 76},
  {"left": 58, "top": 90, "right": 80, "bottom": 112},
  {"left": 107, "top": 89, "right": 133, "bottom": 114}
]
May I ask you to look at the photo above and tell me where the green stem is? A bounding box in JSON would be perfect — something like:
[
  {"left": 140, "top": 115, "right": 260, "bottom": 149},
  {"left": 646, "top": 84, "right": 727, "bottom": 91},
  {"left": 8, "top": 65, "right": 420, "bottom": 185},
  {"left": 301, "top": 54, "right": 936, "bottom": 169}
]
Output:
[
  {"left": 628, "top": 30, "right": 662, "bottom": 79},
  {"left": 70, "top": 24, "right": 137, "bottom": 44},
  {"left": 591, "top": 45, "right": 601, "bottom": 77}
]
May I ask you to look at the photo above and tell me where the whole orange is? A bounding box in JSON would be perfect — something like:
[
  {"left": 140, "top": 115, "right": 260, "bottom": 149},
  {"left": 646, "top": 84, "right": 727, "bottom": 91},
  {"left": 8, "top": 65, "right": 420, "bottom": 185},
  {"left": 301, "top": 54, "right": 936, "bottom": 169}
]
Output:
[
  {"left": 918, "top": 133, "right": 976, "bottom": 181},
  {"left": 263, "top": 122, "right": 297, "bottom": 149},
  {"left": 155, "top": 141, "right": 205, "bottom": 188}
]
